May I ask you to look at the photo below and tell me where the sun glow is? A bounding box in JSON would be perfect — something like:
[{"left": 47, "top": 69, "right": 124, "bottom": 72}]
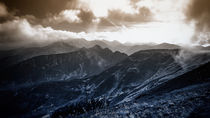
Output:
[
  {"left": 79, "top": 0, "right": 137, "bottom": 17},
  {"left": 118, "top": 22, "right": 195, "bottom": 44},
  {"left": 78, "top": 0, "right": 190, "bottom": 21},
  {"left": 83, "top": 22, "right": 195, "bottom": 45}
]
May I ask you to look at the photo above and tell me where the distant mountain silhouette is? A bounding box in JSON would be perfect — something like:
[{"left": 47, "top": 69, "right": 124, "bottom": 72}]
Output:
[
  {"left": 0, "top": 40, "right": 183, "bottom": 58},
  {"left": 64, "top": 39, "right": 182, "bottom": 55},
  {"left": 125, "top": 43, "right": 181, "bottom": 55}
]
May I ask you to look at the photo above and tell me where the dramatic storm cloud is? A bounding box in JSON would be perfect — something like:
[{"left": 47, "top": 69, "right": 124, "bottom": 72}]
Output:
[
  {"left": 186, "top": 0, "right": 210, "bottom": 45},
  {"left": 0, "top": 0, "right": 78, "bottom": 18},
  {"left": 0, "top": 0, "right": 153, "bottom": 28},
  {"left": 187, "top": 0, "right": 210, "bottom": 30},
  {"left": 0, "top": 2, "right": 15, "bottom": 23}
]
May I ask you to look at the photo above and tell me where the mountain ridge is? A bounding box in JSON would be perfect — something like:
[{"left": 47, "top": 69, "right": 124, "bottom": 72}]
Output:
[{"left": 0, "top": 45, "right": 127, "bottom": 86}]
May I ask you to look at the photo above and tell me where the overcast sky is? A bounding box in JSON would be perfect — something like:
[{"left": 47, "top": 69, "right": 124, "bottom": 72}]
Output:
[{"left": 0, "top": 0, "right": 210, "bottom": 49}]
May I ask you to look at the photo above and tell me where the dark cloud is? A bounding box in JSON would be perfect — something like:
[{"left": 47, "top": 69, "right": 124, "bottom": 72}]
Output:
[
  {"left": 107, "top": 7, "right": 152, "bottom": 23},
  {"left": 0, "top": 2, "right": 15, "bottom": 23},
  {"left": 78, "top": 9, "right": 95, "bottom": 25},
  {"left": 41, "top": 9, "right": 96, "bottom": 32},
  {"left": 0, "top": 0, "right": 77, "bottom": 18},
  {"left": 186, "top": 0, "right": 210, "bottom": 44},
  {"left": 0, "top": 2, "right": 7, "bottom": 16},
  {"left": 97, "top": 7, "right": 152, "bottom": 29},
  {"left": 186, "top": 0, "right": 210, "bottom": 31}
]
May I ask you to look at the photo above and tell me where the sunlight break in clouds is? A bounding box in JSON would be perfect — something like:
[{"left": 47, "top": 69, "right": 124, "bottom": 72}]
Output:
[
  {"left": 79, "top": 0, "right": 137, "bottom": 17},
  {"left": 74, "top": 0, "right": 195, "bottom": 45},
  {"left": 78, "top": 0, "right": 190, "bottom": 21},
  {"left": 83, "top": 22, "right": 195, "bottom": 45}
]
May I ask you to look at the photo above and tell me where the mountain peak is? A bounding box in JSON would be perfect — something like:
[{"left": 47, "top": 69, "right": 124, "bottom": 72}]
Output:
[
  {"left": 90, "top": 45, "right": 103, "bottom": 50},
  {"left": 156, "top": 43, "right": 180, "bottom": 49}
]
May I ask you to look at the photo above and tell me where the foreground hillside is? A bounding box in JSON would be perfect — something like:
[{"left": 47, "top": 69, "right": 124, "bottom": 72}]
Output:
[{"left": 0, "top": 48, "right": 210, "bottom": 118}]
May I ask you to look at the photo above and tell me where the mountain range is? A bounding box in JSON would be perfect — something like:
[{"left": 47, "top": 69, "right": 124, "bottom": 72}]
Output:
[
  {"left": 0, "top": 45, "right": 127, "bottom": 86},
  {"left": 0, "top": 40, "right": 210, "bottom": 118}
]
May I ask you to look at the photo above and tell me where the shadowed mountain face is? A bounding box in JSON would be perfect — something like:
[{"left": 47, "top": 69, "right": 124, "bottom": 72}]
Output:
[
  {"left": 83, "top": 62, "right": 210, "bottom": 118},
  {"left": 0, "top": 45, "right": 127, "bottom": 86},
  {"left": 51, "top": 53, "right": 210, "bottom": 118},
  {"left": 0, "top": 41, "right": 79, "bottom": 71},
  {"left": 124, "top": 43, "right": 181, "bottom": 55},
  {"left": 137, "top": 60, "right": 210, "bottom": 97},
  {"left": 86, "top": 50, "right": 182, "bottom": 101},
  {"left": 76, "top": 49, "right": 210, "bottom": 104},
  {"left": 0, "top": 48, "right": 210, "bottom": 118}
]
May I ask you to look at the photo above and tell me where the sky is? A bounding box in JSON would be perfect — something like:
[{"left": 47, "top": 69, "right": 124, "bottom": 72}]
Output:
[{"left": 0, "top": 0, "right": 210, "bottom": 49}]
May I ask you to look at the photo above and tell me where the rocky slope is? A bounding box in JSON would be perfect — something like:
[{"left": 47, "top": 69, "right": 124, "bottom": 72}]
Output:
[{"left": 0, "top": 49, "right": 209, "bottom": 118}]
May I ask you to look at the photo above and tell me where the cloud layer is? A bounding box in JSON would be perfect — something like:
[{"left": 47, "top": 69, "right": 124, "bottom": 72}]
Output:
[
  {"left": 0, "top": 0, "right": 153, "bottom": 31},
  {"left": 0, "top": 19, "right": 85, "bottom": 49}
]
